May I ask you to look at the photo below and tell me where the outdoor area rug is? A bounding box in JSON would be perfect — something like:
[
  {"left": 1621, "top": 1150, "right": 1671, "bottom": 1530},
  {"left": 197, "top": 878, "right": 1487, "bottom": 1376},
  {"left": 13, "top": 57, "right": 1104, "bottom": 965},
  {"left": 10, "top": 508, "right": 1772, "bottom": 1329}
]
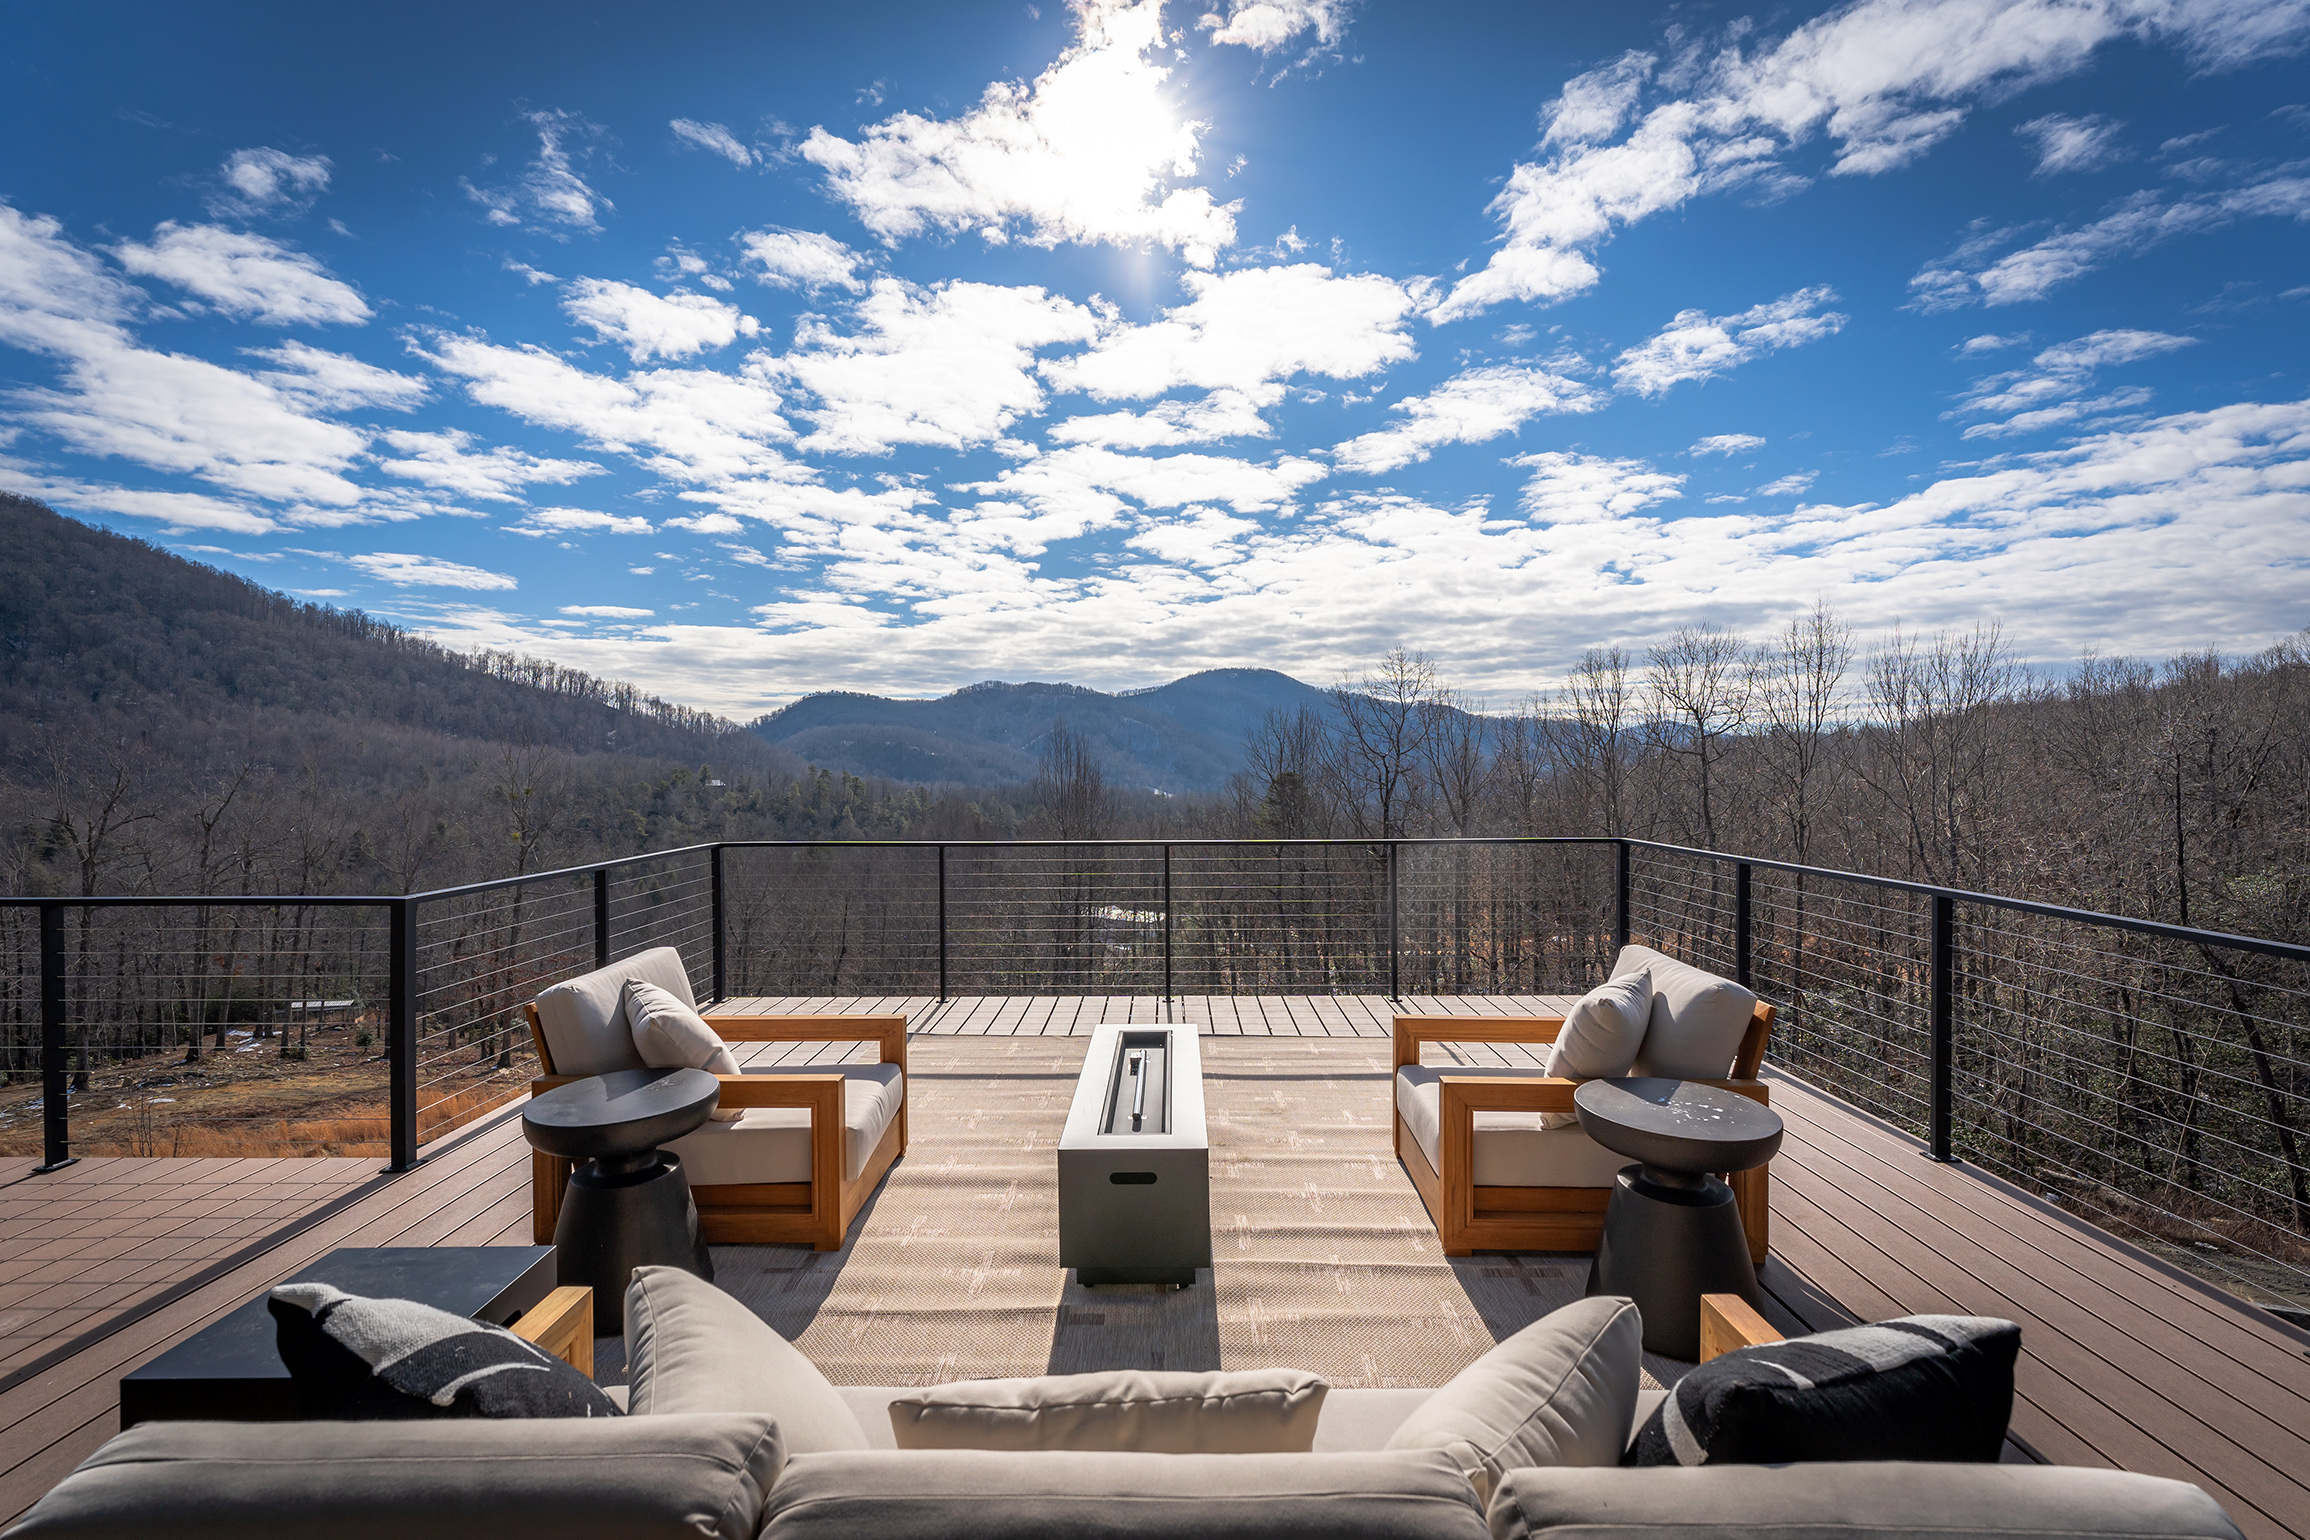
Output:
[{"left": 621, "top": 1035, "right": 1678, "bottom": 1389}]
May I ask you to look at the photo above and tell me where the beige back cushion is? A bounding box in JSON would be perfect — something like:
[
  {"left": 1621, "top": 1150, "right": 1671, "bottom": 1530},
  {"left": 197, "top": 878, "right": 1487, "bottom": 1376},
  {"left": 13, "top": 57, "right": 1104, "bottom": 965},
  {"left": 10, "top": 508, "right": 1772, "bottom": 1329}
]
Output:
[
  {"left": 532, "top": 947, "right": 699, "bottom": 1077},
  {"left": 888, "top": 1368, "right": 1328, "bottom": 1454},
  {"left": 1610, "top": 944, "right": 1758, "bottom": 1081},
  {"left": 625, "top": 1266, "right": 871, "bottom": 1453},
  {"left": 1384, "top": 1296, "right": 1642, "bottom": 1504},
  {"left": 1538, "top": 972, "right": 1654, "bottom": 1129}
]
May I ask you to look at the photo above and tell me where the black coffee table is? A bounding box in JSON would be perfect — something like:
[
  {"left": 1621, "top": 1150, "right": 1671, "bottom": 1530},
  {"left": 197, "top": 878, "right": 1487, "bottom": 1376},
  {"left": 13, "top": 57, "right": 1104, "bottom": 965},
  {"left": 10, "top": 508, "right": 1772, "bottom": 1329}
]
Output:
[
  {"left": 524, "top": 1066, "right": 719, "bottom": 1331},
  {"left": 1577, "top": 1076, "right": 1783, "bottom": 1360},
  {"left": 118, "top": 1246, "right": 553, "bottom": 1427}
]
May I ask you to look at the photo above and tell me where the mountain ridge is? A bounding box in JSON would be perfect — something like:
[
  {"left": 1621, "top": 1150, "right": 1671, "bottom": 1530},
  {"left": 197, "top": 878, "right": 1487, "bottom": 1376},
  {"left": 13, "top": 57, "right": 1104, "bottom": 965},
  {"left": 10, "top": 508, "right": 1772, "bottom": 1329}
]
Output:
[{"left": 751, "top": 667, "right": 1336, "bottom": 793}]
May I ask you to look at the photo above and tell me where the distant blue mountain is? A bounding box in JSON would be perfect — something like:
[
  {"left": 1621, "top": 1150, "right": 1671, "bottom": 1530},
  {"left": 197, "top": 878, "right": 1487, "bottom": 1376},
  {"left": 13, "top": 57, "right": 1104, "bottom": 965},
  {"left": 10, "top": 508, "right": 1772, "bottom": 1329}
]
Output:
[{"left": 749, "top": 668, "right": 1335, "bottom": 793}]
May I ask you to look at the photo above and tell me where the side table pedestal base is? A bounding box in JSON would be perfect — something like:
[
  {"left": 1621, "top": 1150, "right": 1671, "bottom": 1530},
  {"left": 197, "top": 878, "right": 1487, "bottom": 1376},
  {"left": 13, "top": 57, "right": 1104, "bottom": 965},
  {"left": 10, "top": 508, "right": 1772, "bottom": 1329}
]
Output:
[
  {"left": 1587, "top": 1163, "right": 1762, "bottom": 1360},
  {"left": 553, "top": 1151, "right": 711, "bottom": 1332}
]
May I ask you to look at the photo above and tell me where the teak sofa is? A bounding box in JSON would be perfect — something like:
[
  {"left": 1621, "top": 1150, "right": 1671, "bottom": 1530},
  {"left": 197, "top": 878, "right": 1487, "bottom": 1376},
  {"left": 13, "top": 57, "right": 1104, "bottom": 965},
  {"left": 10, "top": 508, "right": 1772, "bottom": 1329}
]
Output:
[
  {"left": 1394, "top": 945, "right": 1774, "bottom": 1259},
  {"left": 524, "top": 948, "right": 906, "bottom": 1252}
]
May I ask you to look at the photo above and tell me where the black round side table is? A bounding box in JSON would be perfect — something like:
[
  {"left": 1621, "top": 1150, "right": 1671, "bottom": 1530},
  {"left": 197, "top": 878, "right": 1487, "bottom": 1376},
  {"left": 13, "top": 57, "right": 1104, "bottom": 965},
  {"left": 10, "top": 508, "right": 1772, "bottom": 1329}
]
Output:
[
  {"left": 1576, "top": 1076, "right": 1783, "bottom": 1360},
  {"left": 523, "top": 1067, "right": 719, "bottom": 1332}
]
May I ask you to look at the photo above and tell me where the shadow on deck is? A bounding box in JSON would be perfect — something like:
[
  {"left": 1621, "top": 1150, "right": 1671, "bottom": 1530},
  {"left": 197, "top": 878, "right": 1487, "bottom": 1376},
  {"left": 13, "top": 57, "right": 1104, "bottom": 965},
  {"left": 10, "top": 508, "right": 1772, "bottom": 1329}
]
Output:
[{"left": 1, "top": 994, "right": 2303, "bottom": 1540}]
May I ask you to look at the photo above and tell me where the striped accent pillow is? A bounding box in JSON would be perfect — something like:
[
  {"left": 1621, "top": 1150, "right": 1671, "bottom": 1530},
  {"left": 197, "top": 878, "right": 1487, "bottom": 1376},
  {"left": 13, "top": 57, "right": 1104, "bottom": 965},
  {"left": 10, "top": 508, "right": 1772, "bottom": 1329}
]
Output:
[{"left": 1627, "top": 1315, "right": 2018, "bottom": 1466}]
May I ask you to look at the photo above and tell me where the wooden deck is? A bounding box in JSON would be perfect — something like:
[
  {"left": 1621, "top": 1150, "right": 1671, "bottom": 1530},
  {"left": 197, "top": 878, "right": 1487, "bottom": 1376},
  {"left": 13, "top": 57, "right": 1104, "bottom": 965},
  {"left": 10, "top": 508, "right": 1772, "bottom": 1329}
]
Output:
[{"left": 3, "top": 993, "right": 2304, "bottom": 1540}]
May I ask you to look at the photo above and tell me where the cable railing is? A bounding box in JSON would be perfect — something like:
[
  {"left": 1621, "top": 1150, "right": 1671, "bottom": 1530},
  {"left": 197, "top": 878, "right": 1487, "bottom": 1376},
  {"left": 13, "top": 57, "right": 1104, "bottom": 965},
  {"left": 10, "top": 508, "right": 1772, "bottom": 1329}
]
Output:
[{"left": 2, "top": 834, "right": 2303, "bottom": 1314}]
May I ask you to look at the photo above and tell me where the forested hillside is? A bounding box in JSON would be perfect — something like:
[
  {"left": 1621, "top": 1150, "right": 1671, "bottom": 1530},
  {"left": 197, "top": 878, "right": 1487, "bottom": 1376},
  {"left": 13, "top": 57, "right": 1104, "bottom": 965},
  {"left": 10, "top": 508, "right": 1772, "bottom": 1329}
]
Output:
[{"left": 0, "top": 496, "right": 1024, "bottom": 897}]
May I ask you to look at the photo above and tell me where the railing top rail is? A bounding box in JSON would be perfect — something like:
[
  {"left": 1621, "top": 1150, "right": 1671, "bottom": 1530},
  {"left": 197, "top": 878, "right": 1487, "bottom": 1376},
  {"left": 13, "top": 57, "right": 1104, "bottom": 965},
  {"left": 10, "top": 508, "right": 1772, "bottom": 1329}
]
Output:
[
  {"left": 1619, "top": 838, "right": 2310, "bottom": 966},
  {"left": 3, "top": 833, "right": 2302, "bottom": 965}
]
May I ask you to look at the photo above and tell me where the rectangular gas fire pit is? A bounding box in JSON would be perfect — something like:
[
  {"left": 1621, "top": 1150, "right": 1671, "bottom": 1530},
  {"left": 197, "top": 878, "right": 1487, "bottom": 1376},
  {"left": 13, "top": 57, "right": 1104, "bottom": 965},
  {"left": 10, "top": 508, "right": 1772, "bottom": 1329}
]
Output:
[{"left": 1058, "top": 1021, "right": 1212, "bottom": 1286}]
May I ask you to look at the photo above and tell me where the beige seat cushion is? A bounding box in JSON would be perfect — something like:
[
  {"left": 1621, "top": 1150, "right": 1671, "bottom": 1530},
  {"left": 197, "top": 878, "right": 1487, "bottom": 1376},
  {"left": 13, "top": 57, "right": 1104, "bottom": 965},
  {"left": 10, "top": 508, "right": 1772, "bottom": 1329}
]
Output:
[
  {"left": 666, "top": 1063, "right": 904, "bottom": 1186},
  {"left": 888, "top": 1368, "right": 1327, "bottom": 1453},
  {"left": 1486, "top": 1463, "right": 2248, "bottom": 1540},
  {"left": 761, "top": 1449, "right": 1491, "bottom": 1540},
  {"left": 5, "top": 1414, "right": 785, "bottom": 1540},
  {"left": 1384, "top": 1296, "right": 1644, "bottom": 1503},
  {"left": 1395, "top": 1066, "right": 1629, "bottom": 1188},
  {"left": 1611, "top": 944, "right": 1758, "bottom": 1081},
  {"left": 532, "top": 947, "right": 701, "bottom": 1078}
]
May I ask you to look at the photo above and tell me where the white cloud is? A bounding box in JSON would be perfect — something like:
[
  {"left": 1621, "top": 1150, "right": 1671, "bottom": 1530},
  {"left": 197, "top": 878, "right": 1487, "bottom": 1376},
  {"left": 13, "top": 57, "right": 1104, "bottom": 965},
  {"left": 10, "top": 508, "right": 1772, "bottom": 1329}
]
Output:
[
  {"left": 1045, "top": 264, "right": 1420, "bottom": 402},
  {"left": 956, "top": 444, "right": 1328, "bottom": 548},
  {"left": 774, "top": 278, "right": 1101, "bottom": 455},
  {"left": 515, "top": 505, "right": 654, "bottom": 536},
  {"left": 562, "top": 278, "right": 759, "bottom": 361},
  {"left": 110, "top": 223, "right": 371, "bottom": 325},
  {"left": 2017, "top": 113, "right": 2127, "bottom": 174},
  {"left": 1432, "top": 1, "right": 2310, "bottom": 322},
  {"left": 247, "top": 341, "right": 429, "bottom": 411},
  {"left": 412, "top": 396, "right": 2310, "bottom": 720},
  {"left": 463, "top": 109, "right": 613, "bottom": 234},
  {"left": 347, "top": 551, "right": 517, "bottom": 589},
  {"left": 1612, "top": 287, "right": 1846, "bottom": 396},
  {"left": 802, "top": 0, "right": 1239, "bottom": 267},
  {"left": 1960, "top": 332, "right": 2028, "bottom": 354},
  {"left": 737, "top": 228, "right": 864, "bottom": 292},
  {"left": 0, "top": 463, "right": 278, "bottom": 534},
  {"left": 506, "top": 260, "right": 558, "bottom": 286},
  {"left": 374, "top": 428, "right": 604, "bottom": 501},
  {"left": 1049, "top": 388, "right": 1275, "bottom": 448},
  {"left": 1331, "top": 364, "right": 1603, "bottom": 475},
  {"left": 1755, "top": 471, "right": 1817, "bottom": 496},
  {"left": 670, "top": 119, "right": 753, "bottom": 166},
  {"left": 1511, "top": 451, "right": 1684, "bottom": 523},
  {"left": 1689, "top": 433, "right": 1765, "bottom": 456},
  {"left": 1951, "top": 326, "right": 2195, "bottom": 438},
  {"left": 210, "top": 148, "right": 333, "bottom": 218},
  {"left": 1197, "top": 0, "right": 1351, "bottom": 52},
  {"left": 562, "top": 604, "right": 655, "bottom": 618},
  {"left": 419, "top": 332, "right": 799, "bottom": 484},
  {"left": 1912, "top": 174, "right": 2310, "bottom": 307}
]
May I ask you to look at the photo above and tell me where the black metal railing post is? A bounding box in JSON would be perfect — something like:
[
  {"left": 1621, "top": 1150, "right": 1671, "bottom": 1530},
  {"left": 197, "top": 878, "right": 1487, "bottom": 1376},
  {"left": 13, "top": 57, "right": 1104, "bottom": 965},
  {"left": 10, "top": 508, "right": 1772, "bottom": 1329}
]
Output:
[
  {"left": 387, "top": 898, "right": 420, "bottom": 1173},
  {"left": 710, "top": 845, "right": 727, "bottom": 1003},
  {"left": 1735, "top": 861, "right": 1753, "bottom": 989},
  {"left": 592, "top": 867, "right": 611, "bottom": 970},
  {"left": 1614, "top": 840, "right": 1631, "bottom": 952},
  {"left": 1162, "top": 844, "right": 1174, "bottom": 1019},
  {"left": 1387, "top": 841, "right": 1402, "bottom": 1001},
  {"left": 35, "top": 902, "right": 73, "bottom": 1174},
  {"left": 936, "top": 845, "right": 949, "bottom": 1003},
  {"left": 1929, "top": 892, "right": 1955, "bottom": 1163}
]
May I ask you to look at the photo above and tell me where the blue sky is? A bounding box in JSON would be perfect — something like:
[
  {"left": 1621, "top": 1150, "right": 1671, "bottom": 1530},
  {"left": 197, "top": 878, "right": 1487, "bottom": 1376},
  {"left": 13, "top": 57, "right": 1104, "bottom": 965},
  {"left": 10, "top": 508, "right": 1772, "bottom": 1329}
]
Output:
[{"left": 3, "top": 0, "right": 2307, "bottom": 715}]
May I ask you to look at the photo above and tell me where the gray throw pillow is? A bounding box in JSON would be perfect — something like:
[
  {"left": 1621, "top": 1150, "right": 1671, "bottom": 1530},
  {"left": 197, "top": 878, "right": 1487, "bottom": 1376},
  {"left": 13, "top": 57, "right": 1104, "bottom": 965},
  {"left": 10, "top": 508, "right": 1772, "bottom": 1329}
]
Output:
[
  {"left": 625, "top": 1266, "right": 870, "bottom": 1452},
  {"left": 1384, "top": 1296, "right": 1642, "bottom": 1503},
  {"left": 1539, "top": 973, "right": 1653, "bottom": 1128},
  {"left": 888, "top": 1368, "right": 1327, "bottom": 1452}
]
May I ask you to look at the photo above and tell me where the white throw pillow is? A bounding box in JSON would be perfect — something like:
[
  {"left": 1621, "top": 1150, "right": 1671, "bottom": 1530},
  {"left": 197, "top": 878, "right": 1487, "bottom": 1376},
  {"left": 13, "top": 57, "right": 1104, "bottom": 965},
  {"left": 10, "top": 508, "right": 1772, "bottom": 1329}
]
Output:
[
  {"left": 1383, "top": 1296, "right": 1643, "bottom": 1503},
  {"left": 626, "top": 979, "right": 741, "bottom": 1120},
  {"left": 1538, "top": 973, "right": 1652, "bottom": 1129},
  {"left": 887, "top": 1368, "right": 1328, "bottom": 1453}
]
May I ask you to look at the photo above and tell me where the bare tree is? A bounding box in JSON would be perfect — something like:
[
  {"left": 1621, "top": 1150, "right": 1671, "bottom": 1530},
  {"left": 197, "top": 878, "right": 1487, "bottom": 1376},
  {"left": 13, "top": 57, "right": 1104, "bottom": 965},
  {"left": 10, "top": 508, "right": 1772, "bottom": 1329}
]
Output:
[
  {"left": 1751, "top": 601, "right": 1853, "bottom": 865},
  {"left": 1243, "top": 707, "right": 1336, "bottom": 838},
  {"left": 1422, "top": 686, "right": 1490, "bottom": 837},
  {"left": 1331, "top": 648, "right": 1438, "bottom": 838},
  {"left": 1646, "top": 626, "right": 1752, "bottom": 847},
  {"left": 1857, "top": 623, "right": 2021, "bottom": 884},
  {"left": 1555, "top": 648, "right": 1635, "bottom": 836},
  {"left": 1033, "top": 720, "right": 1113, "bottom": 840}
]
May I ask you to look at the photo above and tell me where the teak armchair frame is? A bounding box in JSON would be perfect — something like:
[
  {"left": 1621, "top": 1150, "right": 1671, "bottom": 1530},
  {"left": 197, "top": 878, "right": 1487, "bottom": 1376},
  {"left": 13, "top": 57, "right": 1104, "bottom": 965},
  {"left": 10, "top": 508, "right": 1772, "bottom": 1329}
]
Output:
[
  {"left": 1392, "top": 1004, "right": 1775, "bottom": 1261},
  {"left": 526, "top": 1006, "right": 907, "bottom": 1252}
]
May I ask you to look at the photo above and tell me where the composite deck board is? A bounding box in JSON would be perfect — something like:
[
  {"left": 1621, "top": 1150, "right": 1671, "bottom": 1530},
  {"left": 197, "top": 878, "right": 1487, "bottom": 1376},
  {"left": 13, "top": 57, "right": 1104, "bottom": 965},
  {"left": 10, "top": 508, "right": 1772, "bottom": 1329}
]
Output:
[{"left": 2, "top": 994, "right": 2302, "bottom": 1538}]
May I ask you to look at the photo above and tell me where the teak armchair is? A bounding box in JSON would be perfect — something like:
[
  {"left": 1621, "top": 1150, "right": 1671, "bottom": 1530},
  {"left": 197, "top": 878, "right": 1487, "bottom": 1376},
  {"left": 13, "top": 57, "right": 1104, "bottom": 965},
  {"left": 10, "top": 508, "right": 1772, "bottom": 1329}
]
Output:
[
  {"left": 1392, "top": 1003, "right": 1775, "bottom": 1261},
  {"left": 526, "top": 1004, "right": 907, "bottom": 1252}
]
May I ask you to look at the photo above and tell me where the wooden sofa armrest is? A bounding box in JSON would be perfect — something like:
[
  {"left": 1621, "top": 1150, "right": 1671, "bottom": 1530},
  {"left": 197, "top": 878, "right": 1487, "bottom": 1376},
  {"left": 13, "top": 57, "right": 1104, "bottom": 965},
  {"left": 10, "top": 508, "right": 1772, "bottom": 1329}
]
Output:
[
  {"left": 1700, "top": 1292, "right": 1782, "bottom": 1359},
  {"left": 702, "top": 1013, "right": 907, "bottom": 1067},
  {"left": 1393, "top": 1014, "right": 1565, "bottom": 1071},
  {"left": 510, "top": 1285, "right": 594, "bottom": 1375}
]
